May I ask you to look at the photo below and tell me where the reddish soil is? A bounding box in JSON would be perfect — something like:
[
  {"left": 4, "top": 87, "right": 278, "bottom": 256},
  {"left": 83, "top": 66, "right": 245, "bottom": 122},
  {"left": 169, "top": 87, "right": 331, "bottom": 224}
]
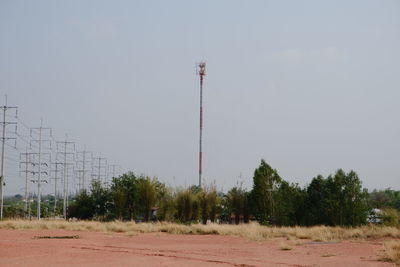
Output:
[{"left": 0, "top": 229, "right": 394, "bottom": 267}]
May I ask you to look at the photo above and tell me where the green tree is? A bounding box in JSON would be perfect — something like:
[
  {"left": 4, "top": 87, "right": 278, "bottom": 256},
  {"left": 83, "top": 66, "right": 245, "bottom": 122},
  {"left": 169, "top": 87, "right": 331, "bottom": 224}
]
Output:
[
  {"left": 136, "top": 176, "right": 158, "bottom": 221},
  {"left": 306, "top": 175, "right": 328, "bottom": 225},
  {"left": 381, "top": 208, "right": 400, "bottom": 226},
  {"left": 325, "top": 171, "right": 346, "bottom": 225},
  {"left": 112, "top": 187, "right": 126, "bottom": 220},
  {"left": 68, "top": 190, "right": 94, "bottom": 220},
  {"left": 250, "top": 160, "right": 281, "bottom": 224},
  {"left": 191, "top": 195, "right": 200, "bottom": 222},
  {"left": 207, "top": 185, "right": 220, "bottom": 223},
  {"left": 226, "top": 186, "right": 248, "bottom": 224},
  {"left": 369, "top": 189, "right": 400, "bottom": 210},
  {"left": 110, "top": 172, "right": 137, "bottom": 220},
  {"left": 198, "top": 189, "right": 210, "bottom": 224},
  {"left": 274, "top": 181, "right": 307, "bottom": 226},
  {"left": 342, "top": 170, "right": 369, "bottom": 225},
  {"left": 369, "top": 189, "right": 393, "bottom": 209},
  {"left": 198, "top": 184, "right": 219, "bottom": 224},
  {"left": 157, "top": 186, "right": 176, "bottom": 221},
  {"left": 176, "top": 189, "right": 196, "bottom": 223},
  {"left": 90, "top": 180, "right": 111, "bottom": 221},
  {"left": 305, "top": 170, "right": 368, "bottom": 226}
]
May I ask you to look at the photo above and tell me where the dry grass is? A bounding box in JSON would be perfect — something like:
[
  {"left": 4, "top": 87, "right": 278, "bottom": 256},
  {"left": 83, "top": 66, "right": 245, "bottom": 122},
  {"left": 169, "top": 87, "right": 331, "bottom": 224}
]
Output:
[
  {"left": 279, "top": 241, "right": 293, "bottom": 251},
  {"left": 381, "top": 240, "right": 400, "bottom": 265},
  {"left": 1, "top": 220, "right": 400, "bottom": 242},
  {"left": 321, "top": 254, "right": 336, "bottom": 257}
]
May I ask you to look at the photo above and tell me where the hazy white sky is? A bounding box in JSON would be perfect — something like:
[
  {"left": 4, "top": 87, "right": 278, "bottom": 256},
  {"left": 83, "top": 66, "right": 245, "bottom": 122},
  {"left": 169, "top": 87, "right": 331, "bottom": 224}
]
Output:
[{"left": 1, "top": 0, "right": 399, "bottom": 195}]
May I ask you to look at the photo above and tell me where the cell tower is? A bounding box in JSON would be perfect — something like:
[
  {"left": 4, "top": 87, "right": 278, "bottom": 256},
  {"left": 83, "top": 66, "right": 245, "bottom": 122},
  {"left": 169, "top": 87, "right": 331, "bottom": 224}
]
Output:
[{"left": 197, "top": 62, "right": 206, "bottom": 188}]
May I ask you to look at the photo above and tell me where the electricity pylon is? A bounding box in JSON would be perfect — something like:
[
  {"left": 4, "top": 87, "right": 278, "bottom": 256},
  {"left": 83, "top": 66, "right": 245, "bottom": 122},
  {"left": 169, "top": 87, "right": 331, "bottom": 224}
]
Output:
[
  {"left": 30, "top": 119, "right": 52, "bottom": 220},
  {"left": 56, "top": 135, "right": 75, "bottom": 220},
  {"left": 92, "top": 153, "right": 107, "bottom": 185},
  {"left": 76, "top": 145, "right": 92, "bottom": 192},
  {"left": 0, "top": 95, "right": 17, "bottom": 220},
  {"left": 19, "top": 148, "right": 35, "bottom": 216}
]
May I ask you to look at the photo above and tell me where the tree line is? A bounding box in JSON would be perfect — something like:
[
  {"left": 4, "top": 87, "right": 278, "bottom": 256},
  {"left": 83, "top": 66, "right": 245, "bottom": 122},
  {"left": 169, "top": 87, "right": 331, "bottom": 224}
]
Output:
[
  {"left": 67, "top": 159, "right": 372, "bottom": 226},
  {"left": 7, "top": 159, "right": 396, "bottom": 226}
]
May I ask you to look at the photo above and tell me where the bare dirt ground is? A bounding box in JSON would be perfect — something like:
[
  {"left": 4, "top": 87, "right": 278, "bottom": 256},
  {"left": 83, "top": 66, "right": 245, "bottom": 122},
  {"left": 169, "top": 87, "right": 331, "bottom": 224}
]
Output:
[{"left": 0, "top": 229, "right": 394, "bottom": 267}]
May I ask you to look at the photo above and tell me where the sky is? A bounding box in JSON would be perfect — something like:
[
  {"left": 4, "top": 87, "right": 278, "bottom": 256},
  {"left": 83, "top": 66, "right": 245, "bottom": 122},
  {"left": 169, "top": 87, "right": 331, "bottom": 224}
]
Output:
[{"left": 0, "top": 0, "right": 399, "bottom": 196}]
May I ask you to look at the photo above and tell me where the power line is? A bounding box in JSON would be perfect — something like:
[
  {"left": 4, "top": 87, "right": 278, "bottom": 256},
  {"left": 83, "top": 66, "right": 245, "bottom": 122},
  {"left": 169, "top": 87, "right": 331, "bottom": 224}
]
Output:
[
  {"left": 1, "top": 98, "right": 121, "bottom": 210},
  {"left": 92, "top": 153, "right": 107, "bottom": 185},
  {"left": 51, "top": 162, "right": 63, "bottom": 217},
  {"left": 15, "top": 132, "right": 34, "bottom": 147},
  {"left": 15, "top": 116, "right": 31, "bottom": 131},
  {"left": 56, "top": 134, "right": 75, "bottom": 219},
  {"left": 5, "top": 142, "right": 19, "bottom": 151},
  {"left": 30, "top": 119, "right": 52, "bottom": 220},
  {"left": 0, "top": 95, "right": 18, "bottom": 219},
  {"left": 3, "top": 152, "right": 21, "bottom": 161},
  {"left": 4, "top": 156, "right": 20, "bottom": 163},
  {"left": 76, "top": 145, "right": 92, "bottom": 192},
  {"left": 20, "top": 149, "right": 35, "bottom": 215},
  {"left": 108, "top": 164, "right": 121, "bottom": 181}
]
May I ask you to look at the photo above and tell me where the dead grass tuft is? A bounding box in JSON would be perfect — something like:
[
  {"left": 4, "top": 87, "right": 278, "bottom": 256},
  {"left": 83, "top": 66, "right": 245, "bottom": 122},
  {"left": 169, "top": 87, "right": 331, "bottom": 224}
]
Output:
[
  {"left": 1, "top": 220, "right": 400, "bottom": 243},
  {"left": 321, "top": 254, "right": 335, "bottom": 257},
  {"left": 279, "top": 242, "right": 293, "bottom": 251},
  {"left": 381, "top": 240, "right": 400, "bottom": 265}
]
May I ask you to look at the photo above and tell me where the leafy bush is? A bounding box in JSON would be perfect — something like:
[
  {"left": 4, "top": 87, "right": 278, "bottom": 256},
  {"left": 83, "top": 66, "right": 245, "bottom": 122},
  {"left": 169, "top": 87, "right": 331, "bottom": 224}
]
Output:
[{"left": 381, "top": 208, "right": 400, "bottom": 226}]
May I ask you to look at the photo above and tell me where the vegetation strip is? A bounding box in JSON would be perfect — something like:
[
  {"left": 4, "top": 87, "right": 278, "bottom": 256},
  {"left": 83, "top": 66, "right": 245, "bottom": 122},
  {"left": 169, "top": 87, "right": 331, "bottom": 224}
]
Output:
[
  {"left": 1, "top": 220, "right": 400, "bottom": 241},
  {"left": 7, "top": 161, "right": 399, "bottom": 228}
]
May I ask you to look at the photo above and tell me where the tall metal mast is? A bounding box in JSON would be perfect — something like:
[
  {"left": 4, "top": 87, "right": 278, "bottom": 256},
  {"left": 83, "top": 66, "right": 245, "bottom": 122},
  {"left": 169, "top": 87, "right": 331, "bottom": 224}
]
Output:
[{"left": 197, "top": 62, "right": 206, "bottom": 188}]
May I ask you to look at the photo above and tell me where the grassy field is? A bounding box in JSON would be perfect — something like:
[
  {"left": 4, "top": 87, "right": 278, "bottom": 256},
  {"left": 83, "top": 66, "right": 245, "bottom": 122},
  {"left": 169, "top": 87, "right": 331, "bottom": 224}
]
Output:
[
  {"left": 1, "top": 220, "right": 400, "bottom": 264},
  {"left": 1, "top": 220, "right": 400, "bottom": 241}
]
